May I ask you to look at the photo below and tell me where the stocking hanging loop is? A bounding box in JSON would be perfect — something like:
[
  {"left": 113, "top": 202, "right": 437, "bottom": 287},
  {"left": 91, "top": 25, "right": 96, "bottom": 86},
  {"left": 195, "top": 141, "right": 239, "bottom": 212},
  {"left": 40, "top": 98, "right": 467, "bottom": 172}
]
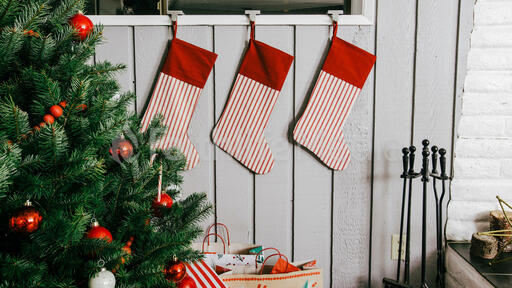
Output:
[
  {"left": 250, "top": 21, "right": 255, "bottom": 40},
  {"left": 172, "top": 20, "right": 177, "bottom": 38},
  {"left": 245, "top": 10, "right": 260, "bottom": 40},
  {"left": 327, "top": 10, "right": 344, "bottom": 38},
  {"left": 168, "top": 10, "right": 183, "bottom": 39}
]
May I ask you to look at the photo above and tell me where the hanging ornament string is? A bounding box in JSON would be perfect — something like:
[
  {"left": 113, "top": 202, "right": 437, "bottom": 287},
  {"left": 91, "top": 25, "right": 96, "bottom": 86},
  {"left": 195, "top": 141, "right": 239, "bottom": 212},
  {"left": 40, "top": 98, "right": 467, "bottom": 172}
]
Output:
[
  {"left": 157, "top": 161, "right": 163, "bottom": 202},
  {"left": 250, "top": 20, "right": 255, "bottom": 40}
]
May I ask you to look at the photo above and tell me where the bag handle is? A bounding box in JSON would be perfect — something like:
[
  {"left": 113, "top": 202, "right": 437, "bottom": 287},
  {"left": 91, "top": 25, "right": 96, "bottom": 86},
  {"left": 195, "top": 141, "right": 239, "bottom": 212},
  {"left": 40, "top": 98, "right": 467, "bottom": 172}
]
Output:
[
  {"left": 206, "top": 223, "right": 231, "bottom": 245},
  {"left": 260, "top": 253, "right": 290, "bottom": 275},
  {"left": 202, "top": 233, "right": 226, "bottom": 254},
  {"left": 255, "top": 247, "right": 289, "bottom": 274}
]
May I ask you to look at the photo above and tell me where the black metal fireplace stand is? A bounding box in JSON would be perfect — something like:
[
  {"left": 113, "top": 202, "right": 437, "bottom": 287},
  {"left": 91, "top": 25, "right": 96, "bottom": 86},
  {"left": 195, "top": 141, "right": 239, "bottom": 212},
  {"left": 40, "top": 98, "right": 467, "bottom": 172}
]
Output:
[{"left": 383, "top": 139, "right": 449, "bottom": 288}]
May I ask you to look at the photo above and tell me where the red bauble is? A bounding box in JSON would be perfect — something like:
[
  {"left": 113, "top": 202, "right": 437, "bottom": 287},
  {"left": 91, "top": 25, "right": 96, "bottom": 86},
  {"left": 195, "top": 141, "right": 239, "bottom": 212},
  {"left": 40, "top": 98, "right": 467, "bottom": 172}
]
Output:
[
  {"left": 164, "top": 257, "right": 187, "bottom": 282},
  {"left": 152, "top": 193, "right": 173, "bottom": 216},
  {"left": 177, "top": 275, "right": 196, "bottom": 288},
  {"left": 43, "top": 114, "right": 55, "bottom": 124},
  {"left": 69, "top": 12, "right": 93, "bottom": 40},
  {"left": 59, "top": 100, "right": 67, "bottom": 108},
  {"left": 110, "top": 138, "right": 134, "bottom": 161},
  {"left": 86, "top": 221, "right": 113, "bottom": 243},
  {"left": 50, "top": 105, "right": 63, "bottom": 118},
  {"left": 9, "top": 200, "right": 42, "bottom": 233}
]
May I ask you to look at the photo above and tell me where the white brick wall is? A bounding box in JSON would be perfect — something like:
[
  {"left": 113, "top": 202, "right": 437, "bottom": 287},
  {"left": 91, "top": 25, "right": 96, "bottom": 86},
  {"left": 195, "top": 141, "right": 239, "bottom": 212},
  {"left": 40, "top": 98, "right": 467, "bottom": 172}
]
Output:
[{"left": 447, "top": 0, "right": 512, "bottom": 240}]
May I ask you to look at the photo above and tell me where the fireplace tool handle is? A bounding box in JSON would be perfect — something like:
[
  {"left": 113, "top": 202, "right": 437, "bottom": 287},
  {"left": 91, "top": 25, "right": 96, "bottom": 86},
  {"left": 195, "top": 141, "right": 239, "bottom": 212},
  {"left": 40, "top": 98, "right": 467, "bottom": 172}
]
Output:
[
  {"left": 431, "top": 145, "right": 444, "bottom": 287},
  {"left": 420, "top": 140, "right": 430, "bottom": 288},
  {"left": 396, "top": 147, "right": 409, "bottom": 281},
  {"left": 404, "top": 145, "right": 416, "bottom": 284}
]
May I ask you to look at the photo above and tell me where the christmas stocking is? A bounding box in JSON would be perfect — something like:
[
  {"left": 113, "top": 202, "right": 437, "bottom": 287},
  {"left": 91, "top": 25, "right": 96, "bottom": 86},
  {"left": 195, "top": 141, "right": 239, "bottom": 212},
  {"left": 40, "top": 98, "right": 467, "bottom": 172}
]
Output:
[
  {"left": 212, "top": 24, "right": 294, "bottom": 174},
  {"left": 293, "top": 23, "right": 376, "bottom": 171},
  {"left": 141, "top": 35, "right": 217, "bottom": 170}
]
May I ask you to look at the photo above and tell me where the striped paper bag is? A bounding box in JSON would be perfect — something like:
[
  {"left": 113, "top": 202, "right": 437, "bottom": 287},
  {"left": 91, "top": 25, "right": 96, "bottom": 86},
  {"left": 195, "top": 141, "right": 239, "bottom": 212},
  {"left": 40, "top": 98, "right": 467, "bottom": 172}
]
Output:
[{"left": 186, "top": 259, "right": 228, "bottom": 288}]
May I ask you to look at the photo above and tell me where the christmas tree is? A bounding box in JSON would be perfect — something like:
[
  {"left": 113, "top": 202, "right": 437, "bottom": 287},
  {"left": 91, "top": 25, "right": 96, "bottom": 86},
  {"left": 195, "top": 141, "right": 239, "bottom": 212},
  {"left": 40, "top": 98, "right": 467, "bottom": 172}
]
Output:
[{"left": 0, "top": 0, "right": 211, "bottom": 287}]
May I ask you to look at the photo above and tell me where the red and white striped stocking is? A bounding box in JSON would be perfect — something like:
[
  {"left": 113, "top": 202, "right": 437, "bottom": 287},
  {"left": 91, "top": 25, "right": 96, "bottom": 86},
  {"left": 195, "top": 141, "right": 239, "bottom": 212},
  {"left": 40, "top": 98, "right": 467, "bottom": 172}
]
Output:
[
  {"left": 141, "top": 36, "right": 217, "bottom": 170},
  {"left": 212, "top": 23, "right": 294, "bottom": 174},
  {"left": 293, "top": 23, "right": 375, "bottom": 171}
]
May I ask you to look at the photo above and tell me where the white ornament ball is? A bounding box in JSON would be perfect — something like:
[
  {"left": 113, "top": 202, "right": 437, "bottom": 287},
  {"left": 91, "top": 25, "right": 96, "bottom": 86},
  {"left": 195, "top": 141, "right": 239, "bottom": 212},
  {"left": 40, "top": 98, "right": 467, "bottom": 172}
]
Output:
[{"left": 89, "top": 267, "right": 116, "bottom": 288}]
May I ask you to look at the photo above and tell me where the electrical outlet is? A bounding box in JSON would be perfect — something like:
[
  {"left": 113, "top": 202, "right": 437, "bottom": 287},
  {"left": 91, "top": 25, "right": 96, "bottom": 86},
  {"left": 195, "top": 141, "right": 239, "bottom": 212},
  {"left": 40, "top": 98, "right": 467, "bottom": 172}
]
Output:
[{"left": 391, "top": 234, "right": 406, "bottom": 260}]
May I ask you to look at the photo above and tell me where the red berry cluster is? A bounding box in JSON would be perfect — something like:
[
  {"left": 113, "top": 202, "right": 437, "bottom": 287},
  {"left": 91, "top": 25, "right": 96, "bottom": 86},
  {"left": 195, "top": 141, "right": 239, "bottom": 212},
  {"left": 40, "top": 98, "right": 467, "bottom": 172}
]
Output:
[{"left": 34, "top": 101, "right": 66, "bottom": 131}]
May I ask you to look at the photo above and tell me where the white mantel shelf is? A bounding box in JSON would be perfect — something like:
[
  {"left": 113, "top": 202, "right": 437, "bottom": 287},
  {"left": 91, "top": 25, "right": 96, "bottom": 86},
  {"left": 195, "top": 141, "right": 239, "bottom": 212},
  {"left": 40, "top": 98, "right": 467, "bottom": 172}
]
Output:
[{"left": 89, "top": 15, "right": 373, "bottom": 26}]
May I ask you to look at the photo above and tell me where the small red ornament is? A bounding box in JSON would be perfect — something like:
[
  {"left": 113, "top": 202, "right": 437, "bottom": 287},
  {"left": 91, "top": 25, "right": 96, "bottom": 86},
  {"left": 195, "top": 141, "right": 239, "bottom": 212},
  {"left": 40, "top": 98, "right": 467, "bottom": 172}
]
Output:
[
  {"left": 43, "top": 114, "right": 55, "bottom": 124},
  {"left": 9, "top": 200, "right": 42, "bottom": 233},
  {"left": 86, "top": 220, "right": 113, "bottom": 243},
  {"left": 177, "top": 275, "right": 196, "bottom": 288},
  {"left": 76, "top": 104, "right": 87, "bottom": 111},
  {"left": 164, "top": 256, "right": 187, "bottom": 282},
  {"left": 69, "top": 12, "right": 93, "bottom": 40},
  {"left": 110, "top": 137, "right": 133, "bottom": 161},
  {"left": 152, "top": 193, "right": 173, "bottom": 216},
  {"left": 50, "top": 105, "right": 63, "bottom": 118},
  {"left": 59, "top": 100, "right": 67, "bottom": 108}
]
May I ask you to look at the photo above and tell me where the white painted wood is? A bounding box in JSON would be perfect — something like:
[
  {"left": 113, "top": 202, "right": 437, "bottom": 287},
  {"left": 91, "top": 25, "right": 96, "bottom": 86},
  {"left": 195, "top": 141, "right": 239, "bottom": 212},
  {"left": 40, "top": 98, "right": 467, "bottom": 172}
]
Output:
[
  {"left": 254, "top": 26, "right": 294, "bottom": 258},
  {"left": 90, "top": 14, "right": 373, "bottom": 27},
  {"left": 412, "top": 0, "right": 460, "bottom": 286},
  {"left": 213, "top": 26, "right": 255, "bottom": 243},
  {"left": 133, "top": 26, "right": 169, "bottom": 114},
  {"left": 176, "top": 26, "right": 216, "bottom": 232},
  {"left": 293, "top": 25, "right": 333, "bottom": 288},
  {"left": 452, "top": 0, "right": 475, "bottom": 176},
  {"left": 332, "top": 25, "right": 375, "bottom": 288},
  {"left": 370, "top": 0, "right": 416, "bottom": 286},
  {"left": 95, "top": 26, "right": 135, "bottom": 111}
]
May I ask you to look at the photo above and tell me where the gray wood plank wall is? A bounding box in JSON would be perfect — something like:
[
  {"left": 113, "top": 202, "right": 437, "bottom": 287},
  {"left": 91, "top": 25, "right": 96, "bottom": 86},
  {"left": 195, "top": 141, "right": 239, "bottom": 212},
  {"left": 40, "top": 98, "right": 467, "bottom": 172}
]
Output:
[{"left": 94, "top": 1, "right": 473, "bottom": 286}]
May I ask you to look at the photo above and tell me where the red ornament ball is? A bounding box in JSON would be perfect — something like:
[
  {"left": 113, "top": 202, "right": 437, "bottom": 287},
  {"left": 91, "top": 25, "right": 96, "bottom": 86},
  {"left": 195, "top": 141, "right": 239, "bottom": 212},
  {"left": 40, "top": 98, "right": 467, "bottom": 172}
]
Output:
[
  {"left": 59, "top": 100, "right": 67, "bottom": 108},
  {"left": 9, "top": 200, "right": 42, "bottom": 233},
  {"left": 86, "top": 221, "right": 113, "bottom": 243},
  {"left": 43, "top": 114, "right": 55, "bottom": 124},
  {"left": 50, "top": 105, "right": 63, "bottom": 118},
  {"left": 69, "top": 12, "right": 93, "bottom": 40},
  {"left": 76, "top": 104, "right": 87, "bottom": 111},
  {"left": 110, "top": 138, "right": 134, "bottom": 161},
  {"left": 152, "top": 193, "right": 173, "bottom": 216},
  {"left": 164, "top": 257, "right": 187, "bottom": 282},
  {"left": 177, "top": 275, "right": 196, "bottom": 288}
]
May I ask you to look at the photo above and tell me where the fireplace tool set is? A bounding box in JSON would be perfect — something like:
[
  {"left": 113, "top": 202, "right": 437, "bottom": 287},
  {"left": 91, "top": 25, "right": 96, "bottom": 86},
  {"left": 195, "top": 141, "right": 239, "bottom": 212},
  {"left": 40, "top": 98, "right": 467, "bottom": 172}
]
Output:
[{"left": 383, "top": 140, "right": 449, "bottom": 288}]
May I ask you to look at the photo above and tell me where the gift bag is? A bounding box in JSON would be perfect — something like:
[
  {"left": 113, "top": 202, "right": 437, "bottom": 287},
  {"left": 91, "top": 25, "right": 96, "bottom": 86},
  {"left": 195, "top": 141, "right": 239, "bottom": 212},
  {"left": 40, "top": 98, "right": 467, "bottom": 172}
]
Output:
[
  {"left": 192, "top": 223, "right": 264, "bottom": 268},
  {"left": 185, "top": 259, "right": 228, "bottom": 288},
  {"left": 219, "top": 248, "right": 323, "bottom": 288}
]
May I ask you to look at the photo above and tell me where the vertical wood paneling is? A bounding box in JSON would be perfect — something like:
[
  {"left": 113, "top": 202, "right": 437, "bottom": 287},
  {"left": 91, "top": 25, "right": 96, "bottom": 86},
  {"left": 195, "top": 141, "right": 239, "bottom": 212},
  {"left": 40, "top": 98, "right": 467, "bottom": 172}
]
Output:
[
  {"left": 332, "top": 25, "right": 375, "bottom": 288},
  {"left": 134, "top": 26, "right": 169, "bottom": 114},
  {"left": 177, "top": 26, "right": 216, "bottom": 231},
  {"left": 412, "top": 0, "right": 460, "bottom": 286},
  {"left": 95, "top": 27, "right": 135, "bottom": 111},
  {"left": 370, "top": 0, "right": 416, "bottom": 286},
  {"left": 452, "top": 0, "right": 475, "bottom": 176},
  {"left": 254, "top": 26, "right": 294, "bottom": 258},
  {"left": 122, "top": 4, "right": 473, "bottom": 283},
  {"left": 214, "top": 26, "right": 255, "bottom": 243},
  {"left": 293, "top": 25, "right": 332, "bottom": 288}
]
